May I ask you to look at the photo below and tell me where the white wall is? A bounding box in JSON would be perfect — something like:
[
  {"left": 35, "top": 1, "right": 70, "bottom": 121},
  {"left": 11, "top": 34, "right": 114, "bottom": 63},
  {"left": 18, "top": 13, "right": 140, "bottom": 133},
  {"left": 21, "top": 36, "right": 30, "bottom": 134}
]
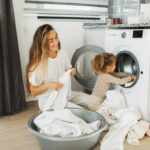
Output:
[
  {"left": 12, "top": 0, "right": 84, "bottom": 101},
  {"left": 84, "top": 28, "right": 106, "bottom": 49}
]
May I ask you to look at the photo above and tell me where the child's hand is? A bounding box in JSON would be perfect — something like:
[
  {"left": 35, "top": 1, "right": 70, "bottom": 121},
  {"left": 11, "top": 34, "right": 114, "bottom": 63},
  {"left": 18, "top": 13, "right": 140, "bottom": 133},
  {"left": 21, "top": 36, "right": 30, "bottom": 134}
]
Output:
[
  {"left": 70, "top": 68, "right": 76, "bottom": 76},
  {"left": 130, "top": 74, "right": 136, "bottom": 80}
]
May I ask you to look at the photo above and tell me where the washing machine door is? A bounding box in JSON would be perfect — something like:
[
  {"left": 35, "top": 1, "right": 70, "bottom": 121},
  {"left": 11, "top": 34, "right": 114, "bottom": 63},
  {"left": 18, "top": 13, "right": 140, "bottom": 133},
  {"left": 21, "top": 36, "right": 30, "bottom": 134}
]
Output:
[
  {"left": 115, "top": 50, "right": 140, "bottom": 88},
  {"left": 71, "top": 45, "right": 104, "bottom": 91}
]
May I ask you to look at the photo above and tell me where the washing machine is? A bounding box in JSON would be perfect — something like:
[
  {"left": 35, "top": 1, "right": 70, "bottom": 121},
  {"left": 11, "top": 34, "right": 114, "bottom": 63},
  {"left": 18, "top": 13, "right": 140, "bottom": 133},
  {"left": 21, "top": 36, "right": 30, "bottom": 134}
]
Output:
[
  {"left": 71, "top": 27, "right": 106, "bottom": 93},
  {"left": 105, "top": 27, "right": 150, "bottom": 121}
]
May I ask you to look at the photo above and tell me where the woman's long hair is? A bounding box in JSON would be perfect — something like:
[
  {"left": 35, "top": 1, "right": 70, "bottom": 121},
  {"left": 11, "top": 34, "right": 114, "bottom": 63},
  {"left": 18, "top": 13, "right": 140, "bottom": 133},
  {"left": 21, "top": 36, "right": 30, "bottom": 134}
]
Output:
[{"left": 26, "top": 24, "right": 60, "bottom": 93}]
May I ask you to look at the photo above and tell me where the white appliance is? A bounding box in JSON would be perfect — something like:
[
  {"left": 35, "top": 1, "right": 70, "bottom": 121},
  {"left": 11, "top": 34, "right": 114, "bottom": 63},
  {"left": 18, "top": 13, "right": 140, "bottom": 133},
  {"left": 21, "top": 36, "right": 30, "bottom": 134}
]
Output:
[{"left": 105, "top": 27, "right": 150, "bottom": 121}]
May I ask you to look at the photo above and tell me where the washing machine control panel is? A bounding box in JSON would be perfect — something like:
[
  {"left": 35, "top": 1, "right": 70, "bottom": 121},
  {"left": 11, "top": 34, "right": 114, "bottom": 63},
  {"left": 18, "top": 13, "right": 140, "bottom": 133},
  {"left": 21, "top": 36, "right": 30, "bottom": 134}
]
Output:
[{"left": 133, "top": 30, "right": 143, "bottom": 38}]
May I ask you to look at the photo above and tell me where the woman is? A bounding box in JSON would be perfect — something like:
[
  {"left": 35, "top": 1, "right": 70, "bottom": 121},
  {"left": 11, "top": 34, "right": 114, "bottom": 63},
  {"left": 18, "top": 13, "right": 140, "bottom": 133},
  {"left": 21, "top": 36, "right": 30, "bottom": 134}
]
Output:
[{"left": 26, "top": 24, "right": 76, "bottom": 110}]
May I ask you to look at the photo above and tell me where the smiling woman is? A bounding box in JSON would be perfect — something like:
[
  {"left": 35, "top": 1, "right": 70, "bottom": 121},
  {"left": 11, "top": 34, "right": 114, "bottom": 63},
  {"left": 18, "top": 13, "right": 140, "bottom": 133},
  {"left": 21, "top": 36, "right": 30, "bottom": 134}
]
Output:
[{"left": 26, "top": 24, "right": 76, "bottom": 111}]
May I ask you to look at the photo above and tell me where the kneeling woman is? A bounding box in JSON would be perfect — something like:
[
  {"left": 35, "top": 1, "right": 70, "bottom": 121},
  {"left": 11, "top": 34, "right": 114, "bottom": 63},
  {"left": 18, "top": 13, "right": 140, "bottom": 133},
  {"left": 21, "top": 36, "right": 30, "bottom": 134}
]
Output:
[{"left": 26, "top": 24, "right": 76, "bottom": 110}]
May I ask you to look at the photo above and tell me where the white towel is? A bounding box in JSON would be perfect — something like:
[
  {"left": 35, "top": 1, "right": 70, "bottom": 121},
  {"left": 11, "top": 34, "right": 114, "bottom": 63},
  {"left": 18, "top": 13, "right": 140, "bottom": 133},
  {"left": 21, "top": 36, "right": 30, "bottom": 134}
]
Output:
[
  {"left": 97, "top": 90, "right": 126, "bottom": 125},
  {"left": 42, "top": 70, "right": 72, "bottom": 111},
  {"left": 96, "top": 90, "right": 150, "bottom": 150},
  {"left": 100, "top": 107, "right": 141, "bottom": 150},
  {"left": 127, "top": 120, "right": 150, "bottom": 145},
  {"left": 34, "top": 109, "right": 101, "bottom": 137}
]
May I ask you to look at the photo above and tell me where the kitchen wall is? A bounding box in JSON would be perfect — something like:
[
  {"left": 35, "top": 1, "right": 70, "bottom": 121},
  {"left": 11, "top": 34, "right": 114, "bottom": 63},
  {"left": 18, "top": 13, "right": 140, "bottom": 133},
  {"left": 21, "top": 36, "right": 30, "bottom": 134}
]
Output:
[{"left": 12, "top": 0, "right": 86, "bottom": 101}]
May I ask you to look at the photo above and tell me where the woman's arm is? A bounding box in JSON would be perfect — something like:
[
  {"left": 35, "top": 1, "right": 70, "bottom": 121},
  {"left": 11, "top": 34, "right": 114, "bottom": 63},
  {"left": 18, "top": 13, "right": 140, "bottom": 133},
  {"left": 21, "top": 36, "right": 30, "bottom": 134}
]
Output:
[{"left": 29, "top": 81, "right": 64, "bottom": 96}]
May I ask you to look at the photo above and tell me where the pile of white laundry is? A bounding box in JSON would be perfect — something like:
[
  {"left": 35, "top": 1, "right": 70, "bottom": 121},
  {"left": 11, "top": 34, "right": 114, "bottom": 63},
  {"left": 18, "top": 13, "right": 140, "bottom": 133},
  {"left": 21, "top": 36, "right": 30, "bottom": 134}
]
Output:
[
  {"left": 34, "top": 70, "right": 101, "bottom": 137},
  {"left": 34, "top": 109, "right": 100, "bottom": 137},
  {"left": 33, "top": 69, "right": 150, "bottom": 147},
  {"left": 97, "top": 90, "right": 150, "bottom": 150}
]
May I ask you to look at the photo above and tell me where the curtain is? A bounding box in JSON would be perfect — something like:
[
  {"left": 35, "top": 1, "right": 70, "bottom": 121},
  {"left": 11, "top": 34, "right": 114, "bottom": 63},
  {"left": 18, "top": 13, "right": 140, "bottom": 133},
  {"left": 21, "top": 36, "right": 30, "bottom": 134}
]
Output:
[{"left": 0, "top": 0, "right": 26, "bottom": 115}]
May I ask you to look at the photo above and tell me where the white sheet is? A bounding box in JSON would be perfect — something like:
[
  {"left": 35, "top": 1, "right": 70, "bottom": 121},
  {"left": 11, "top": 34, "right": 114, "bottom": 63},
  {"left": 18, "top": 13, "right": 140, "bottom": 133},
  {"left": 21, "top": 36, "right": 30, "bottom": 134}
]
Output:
[
  {"left": 42, "top": 70, "right": 72, "bottom": 111},
  {"left": 127, "top": 120, "right": 150, "bottom": 145},
  {"left": 100, "top": 107, "right": 141, "bottom": 150},
  {"left": 97, "top": 90, "right": 126, "bottom": 125},
  {"left": 97, "top": 90, "right": 150, "bottom": 150},
  {"left": 34, "top": 109, "right": 101, "bottom": 137}
]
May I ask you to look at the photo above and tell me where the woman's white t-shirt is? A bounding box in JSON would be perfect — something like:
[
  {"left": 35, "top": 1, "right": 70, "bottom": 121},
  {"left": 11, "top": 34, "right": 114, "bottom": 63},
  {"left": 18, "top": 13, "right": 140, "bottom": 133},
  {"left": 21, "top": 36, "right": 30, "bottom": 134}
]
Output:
[{"left": 28, "top": 50, "right": 72, "bottom": 110}]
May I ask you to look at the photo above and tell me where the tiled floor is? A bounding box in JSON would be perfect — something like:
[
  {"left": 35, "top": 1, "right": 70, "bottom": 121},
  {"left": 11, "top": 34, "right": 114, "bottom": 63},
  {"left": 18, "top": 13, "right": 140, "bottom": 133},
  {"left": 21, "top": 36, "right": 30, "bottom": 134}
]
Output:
[{"left": 0, "top": 101, "right": 150, "bottom": 150}]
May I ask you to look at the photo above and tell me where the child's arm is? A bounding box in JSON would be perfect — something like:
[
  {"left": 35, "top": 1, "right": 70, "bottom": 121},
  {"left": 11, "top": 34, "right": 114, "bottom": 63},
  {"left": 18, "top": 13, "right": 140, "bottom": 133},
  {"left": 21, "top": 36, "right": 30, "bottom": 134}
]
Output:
[
  {"left": 104, "top": 73, "right": 134, "bottom": 85},
  {"left": 110, "top": 72, "right": 131, "bottom": 78}
]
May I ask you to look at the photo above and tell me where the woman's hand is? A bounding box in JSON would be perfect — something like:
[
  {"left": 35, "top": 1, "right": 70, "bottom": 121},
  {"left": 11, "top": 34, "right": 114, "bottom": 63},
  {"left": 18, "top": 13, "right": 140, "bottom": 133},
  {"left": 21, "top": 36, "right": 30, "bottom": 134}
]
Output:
[
  {"left": 29, "top": 81, "right": 64, "bottom": 96},
  {"left": 130, "top": 74, "right": 136, "bottom": 80},
  {"left": 70, "top": 68, "right": 76, "bottom": 76},
  {"left": 47, "top": 81, "right": 64, "bottom": 91}
]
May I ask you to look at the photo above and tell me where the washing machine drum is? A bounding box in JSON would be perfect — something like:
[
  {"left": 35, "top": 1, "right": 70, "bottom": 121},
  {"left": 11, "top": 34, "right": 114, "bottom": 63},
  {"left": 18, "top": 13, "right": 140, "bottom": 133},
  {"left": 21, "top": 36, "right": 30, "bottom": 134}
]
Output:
[
  {"left": 71, "top": 45, "right": 104, "bottom": 90},
  {"left": 116, "top": 50, "right": 140, "bottom": 88}
]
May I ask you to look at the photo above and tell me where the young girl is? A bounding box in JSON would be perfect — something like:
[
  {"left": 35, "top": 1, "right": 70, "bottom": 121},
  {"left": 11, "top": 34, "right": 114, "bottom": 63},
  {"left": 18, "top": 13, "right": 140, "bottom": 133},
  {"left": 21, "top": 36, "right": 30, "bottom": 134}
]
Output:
[{"left": 88, "top": 53, "right": 136, "bottom": 111}]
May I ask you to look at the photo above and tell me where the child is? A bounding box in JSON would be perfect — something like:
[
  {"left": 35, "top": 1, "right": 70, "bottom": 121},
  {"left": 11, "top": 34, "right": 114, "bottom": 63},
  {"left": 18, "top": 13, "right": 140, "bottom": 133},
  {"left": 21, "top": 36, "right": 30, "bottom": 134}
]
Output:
[{"left": 88, "top": 53, "right": 136, "bottom": 111}]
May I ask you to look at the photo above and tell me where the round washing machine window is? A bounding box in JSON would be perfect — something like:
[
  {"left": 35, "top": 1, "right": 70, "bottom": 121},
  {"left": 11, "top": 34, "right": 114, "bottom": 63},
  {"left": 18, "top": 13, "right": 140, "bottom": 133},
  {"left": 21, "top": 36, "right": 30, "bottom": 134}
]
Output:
[
  {"left": 116, "top": 50, "right": 140, "bottom": 88},
  {"left": 71, "top": 45, "right": 104, "bottom": 90}
]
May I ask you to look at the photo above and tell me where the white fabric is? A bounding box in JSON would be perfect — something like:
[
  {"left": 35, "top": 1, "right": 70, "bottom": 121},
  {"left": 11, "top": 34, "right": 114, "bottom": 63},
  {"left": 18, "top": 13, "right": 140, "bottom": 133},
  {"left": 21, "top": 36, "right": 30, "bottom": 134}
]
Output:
[
  {"left": 100, "top": 107, "right": 141, "bottom": 150},
  {"left": 67, "top": 102, "right": 83, "bottom": 109},
  {"left": 34, "top": 109, "right": 101, "bottom": 137},
  {"left": 42, "top": 70, "right": 72, "bottom": 111},
  {"left": 67, "top": 91, "right": 90, "bottom": 109},
  {"left": 28, "top": 50, "right": 72, "bottom": 110},
  {"left": 40, "top": 70, "right": 89, "bottom": 111},
  {"left": 97, "top": 90, "right": 126, "bottom": 125},
  {"left": 127, "top": 120, "right": 150, "bottom": 145},
  {"left": 69, "top": 91, "right": 90, "bottom": 109},
  {"left": 96, "top": 90, "right": 150, "bottom": 150}
]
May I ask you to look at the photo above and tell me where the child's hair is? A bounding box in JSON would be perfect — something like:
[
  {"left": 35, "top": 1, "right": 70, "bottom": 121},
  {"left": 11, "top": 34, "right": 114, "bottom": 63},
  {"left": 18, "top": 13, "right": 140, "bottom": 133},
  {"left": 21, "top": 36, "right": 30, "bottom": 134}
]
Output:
[{"left": 92, "top": 53, "right": 116, "bottom": 73}]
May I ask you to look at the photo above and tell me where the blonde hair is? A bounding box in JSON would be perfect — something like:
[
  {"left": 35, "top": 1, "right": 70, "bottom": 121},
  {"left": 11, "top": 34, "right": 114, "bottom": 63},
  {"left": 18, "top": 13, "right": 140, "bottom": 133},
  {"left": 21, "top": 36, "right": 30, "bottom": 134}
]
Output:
[
  {"left": 92, "top": 53, "right": 116, "bottom": 73},
  {"left": 26, "top": 24, "right": 60, "bottom": 93}
]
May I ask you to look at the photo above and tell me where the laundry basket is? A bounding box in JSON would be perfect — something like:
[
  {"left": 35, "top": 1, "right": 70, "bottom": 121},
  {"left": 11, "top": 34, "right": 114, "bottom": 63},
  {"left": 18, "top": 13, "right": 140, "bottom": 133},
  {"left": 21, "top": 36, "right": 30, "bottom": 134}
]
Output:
[{"left": 28, "top": 108, "right": 106, "bottom": 150}]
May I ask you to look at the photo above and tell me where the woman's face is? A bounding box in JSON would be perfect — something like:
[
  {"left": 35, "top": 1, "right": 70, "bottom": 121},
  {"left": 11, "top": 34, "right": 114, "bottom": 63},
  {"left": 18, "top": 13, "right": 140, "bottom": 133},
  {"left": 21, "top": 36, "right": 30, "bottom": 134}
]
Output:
[{"left": 47, "top": 30, "right": 59, "bottom": 52}]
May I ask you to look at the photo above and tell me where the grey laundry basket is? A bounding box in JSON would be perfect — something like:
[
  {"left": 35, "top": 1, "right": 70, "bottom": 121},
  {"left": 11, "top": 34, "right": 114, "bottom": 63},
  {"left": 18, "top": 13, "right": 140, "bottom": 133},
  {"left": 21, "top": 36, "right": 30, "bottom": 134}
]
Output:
[{"left": 28, "top": 108, "right": 106, "bottom": 150}]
